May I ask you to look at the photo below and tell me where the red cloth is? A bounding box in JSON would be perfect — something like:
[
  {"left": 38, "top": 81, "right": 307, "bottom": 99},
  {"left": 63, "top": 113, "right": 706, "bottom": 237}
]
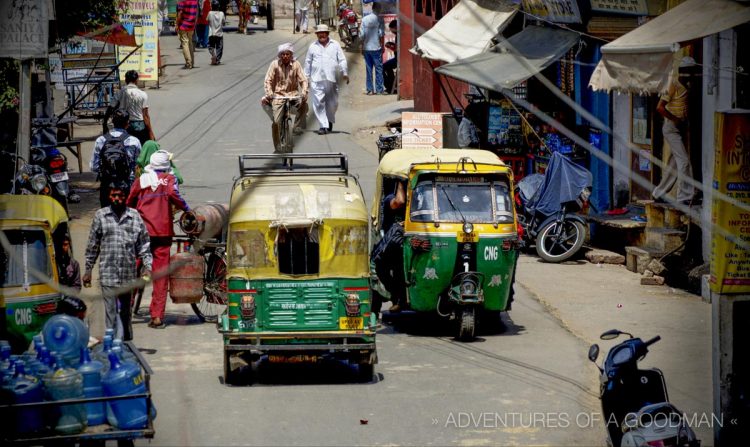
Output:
[
  {"left": 197, "top": 0, "right": 211, "bottom": 24},
  {"left": 149, "top": 237, "right": 171, "bottom": 319},
  {"left": 126, "top": 172, "right": 190, "bottom": 237}
]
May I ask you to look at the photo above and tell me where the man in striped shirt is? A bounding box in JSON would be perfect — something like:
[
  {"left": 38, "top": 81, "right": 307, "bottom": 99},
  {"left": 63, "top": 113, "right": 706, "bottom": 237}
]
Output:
[{"left": 177, "top": 0, "right": 199, "bottom": 69}]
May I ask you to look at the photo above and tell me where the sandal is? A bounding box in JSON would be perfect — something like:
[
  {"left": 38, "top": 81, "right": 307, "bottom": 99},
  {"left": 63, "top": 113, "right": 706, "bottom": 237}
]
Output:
[{"left": 148, "top": 319, "right": 166, "bottom": 329}]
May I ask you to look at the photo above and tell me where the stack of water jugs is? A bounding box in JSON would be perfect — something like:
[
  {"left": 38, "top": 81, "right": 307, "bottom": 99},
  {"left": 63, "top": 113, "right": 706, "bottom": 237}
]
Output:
[{"left": 0, "top": 315, "right": 155, "bottom": 438}]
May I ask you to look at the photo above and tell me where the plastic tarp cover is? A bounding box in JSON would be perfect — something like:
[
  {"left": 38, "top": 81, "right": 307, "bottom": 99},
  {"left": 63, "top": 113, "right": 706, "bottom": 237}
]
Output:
[
  {"left": 434, "top": 26, "right": 579, "bottom": 92},
  {"left": 412, "top": 0, "right": 517, "bottom": 63},
  {"left": 523, "top": 153, "right": 592, "bottom": 218},
  {"left": 589, "top": 0, "right": 750, "bottom": 93}
]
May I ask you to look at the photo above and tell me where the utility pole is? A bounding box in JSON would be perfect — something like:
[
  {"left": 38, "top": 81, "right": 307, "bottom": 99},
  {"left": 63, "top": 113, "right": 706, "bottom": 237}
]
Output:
[{"left": 16, "top": 60, "right": 32, "bottom": 162}]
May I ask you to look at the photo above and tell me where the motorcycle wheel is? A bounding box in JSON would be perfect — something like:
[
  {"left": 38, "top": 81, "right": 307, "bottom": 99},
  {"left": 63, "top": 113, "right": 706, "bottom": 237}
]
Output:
[
  {"left": 456, "top": 306, "right": 476, "bottom": 341},
  {"left": 535, "top": 219, "right": 586, "bottom": 263},
  {"left": 338, "top": 26, "right": 351, "bottom": 48}
]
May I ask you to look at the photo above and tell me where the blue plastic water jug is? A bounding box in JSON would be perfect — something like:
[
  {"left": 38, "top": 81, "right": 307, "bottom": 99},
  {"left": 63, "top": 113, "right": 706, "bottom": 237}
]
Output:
[
  {"left": 43, "top": 355, "right": 87, "bottom": 434},
  {"left": 77, "top": 348, "right": 107, "bottom": 426},
  {"left": 42, "top": 315, "right": 89, "bottom": 368},
  {"left": 2, "top": 362, "right": 45, "bottom": 434},
  {"left": 93, "top": 335, "right": 114, "bottom": 373},
  {"left": 112, "top": 339, "right": 137, "bottom": 364},
  {"left": 102, "top": 352, "right": 150, "bottom": 429}
]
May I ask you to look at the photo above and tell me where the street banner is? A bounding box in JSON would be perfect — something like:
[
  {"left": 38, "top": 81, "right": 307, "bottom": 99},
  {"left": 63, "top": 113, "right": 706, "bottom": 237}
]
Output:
[
  {"left": 401, "top": 112, "right": 444, "bottom": 150},
  {"left": 0, "top": 0, "right": 49, "bottom": 59},
  {"left": 710, "top": 111, "right": 750, "bottom": 294},
  {"left": 117, "top": 1, "right": 160, "bottom": 82}
]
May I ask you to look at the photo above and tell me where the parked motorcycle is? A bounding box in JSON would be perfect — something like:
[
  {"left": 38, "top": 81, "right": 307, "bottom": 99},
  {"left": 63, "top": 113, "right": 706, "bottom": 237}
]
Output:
[
  {"left": 588, "top": 329, "right": 700, "bottom": 447},
  {"left": 13, "top": 155, "right": 52, "bottom": 197},
  {"left": 376, "top": 128, "right": 417, "bottom": 160},
  {"left": 514, "top": 151, "right": 591, "bottom": 262},
  {"left": 337, "top": 4, "right": 359, "bottom": 48},
  {"left": 31, "top": 117, "right": 79, "bottom": 211}
]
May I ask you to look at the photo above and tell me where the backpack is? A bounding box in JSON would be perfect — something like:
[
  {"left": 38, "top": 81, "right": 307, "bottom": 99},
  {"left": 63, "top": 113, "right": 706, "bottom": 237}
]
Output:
[
  {"left": 371, "top": 223, "right": 405, "bottom": 290},
  {"left": 99, "top": 132, "right": 130, "bottom": 182}
]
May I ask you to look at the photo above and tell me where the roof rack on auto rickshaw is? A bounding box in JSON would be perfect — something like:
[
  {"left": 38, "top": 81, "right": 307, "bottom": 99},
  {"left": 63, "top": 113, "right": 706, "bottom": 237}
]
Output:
[{"left": 237, "top": 153, "right": 349, "bottom": 177}]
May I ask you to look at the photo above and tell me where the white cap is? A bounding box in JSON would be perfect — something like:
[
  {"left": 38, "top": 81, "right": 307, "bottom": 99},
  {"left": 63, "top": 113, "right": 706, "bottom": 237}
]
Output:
[{"left": 315, "top": 24, "right": 330, "bottom": 33}]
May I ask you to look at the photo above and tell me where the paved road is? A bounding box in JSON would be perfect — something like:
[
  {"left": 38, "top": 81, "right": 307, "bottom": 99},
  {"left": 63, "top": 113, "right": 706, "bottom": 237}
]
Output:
[{"left": 120, "top": 27, "right": 606, "bottom": 446}]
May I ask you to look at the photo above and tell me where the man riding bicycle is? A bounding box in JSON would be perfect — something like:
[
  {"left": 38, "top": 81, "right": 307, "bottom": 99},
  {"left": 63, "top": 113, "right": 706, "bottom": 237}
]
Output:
[{"left": 262, "top": 43, "right": 309, "bottom": 152}]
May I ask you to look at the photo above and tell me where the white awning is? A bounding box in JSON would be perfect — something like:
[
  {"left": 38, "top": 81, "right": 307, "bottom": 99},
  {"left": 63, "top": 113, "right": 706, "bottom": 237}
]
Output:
[
  {"left": 435, "top": 26, "right": 579, "bottom": 92},
  {"left": 590, "top": 0, "right": 750, "bottom": 93},
  {"left": 411, "top": 0, "right": 518, "bottom": 63}
]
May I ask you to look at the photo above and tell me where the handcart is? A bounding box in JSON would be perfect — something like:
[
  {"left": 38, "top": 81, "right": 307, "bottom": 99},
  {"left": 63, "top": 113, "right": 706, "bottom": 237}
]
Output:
[{"left": 0, "top": 341, "right": 156, "bottom": 446}]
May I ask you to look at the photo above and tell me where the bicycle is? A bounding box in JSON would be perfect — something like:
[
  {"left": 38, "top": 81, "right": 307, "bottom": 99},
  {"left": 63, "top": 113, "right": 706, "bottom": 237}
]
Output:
[
  {"left": 376, "top": 128, "right": 418, "bottom": 160},
  {"left": 269, "top": 95, "right": 303, "bottom": 155}
]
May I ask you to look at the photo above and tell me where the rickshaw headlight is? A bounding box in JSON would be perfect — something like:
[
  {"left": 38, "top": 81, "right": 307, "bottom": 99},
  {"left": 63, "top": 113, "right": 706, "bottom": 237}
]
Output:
[
  {"left": 240, "top": 294, "right": 256, "bottom": 319},
  {"left": 31, "top": 174, "right": 48, "bottom": 193},
  {"left": 345, "top": 294, "right": 361, "bottom": 316},
  {"left": 460, "top": 281, "right": 477, "bottom": 296},
  {"left": 462, "top": 222, "right": 474, "bottom": 234}
]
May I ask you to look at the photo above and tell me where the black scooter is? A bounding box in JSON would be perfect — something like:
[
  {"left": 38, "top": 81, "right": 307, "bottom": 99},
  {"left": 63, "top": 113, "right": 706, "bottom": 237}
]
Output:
[{"left": 588, "top": 329, "right": 699, "bottom": 447}]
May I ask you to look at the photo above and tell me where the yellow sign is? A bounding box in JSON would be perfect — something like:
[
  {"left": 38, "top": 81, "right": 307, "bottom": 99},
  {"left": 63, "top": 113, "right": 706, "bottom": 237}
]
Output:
[
  {"left": 117, "top": 1, "right": 160, "bottom": 82},
  {"left": 339, "top": 317, "right": 364, "bottom": 330},
  {"left": 710, "top": 111, "right": 750, "bottom": 293}
]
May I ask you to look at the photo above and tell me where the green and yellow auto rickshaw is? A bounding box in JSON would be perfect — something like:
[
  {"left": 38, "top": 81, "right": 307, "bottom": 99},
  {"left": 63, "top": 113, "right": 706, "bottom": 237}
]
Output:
[
  {"left": 372, "top": 148, "right": 519, "bottom": 340},
  {"left": 0, "top": 195, "right": 70, "bottom": 352},
  {"left": 218, "top": 154, "right": 376, "bottom": 384}
]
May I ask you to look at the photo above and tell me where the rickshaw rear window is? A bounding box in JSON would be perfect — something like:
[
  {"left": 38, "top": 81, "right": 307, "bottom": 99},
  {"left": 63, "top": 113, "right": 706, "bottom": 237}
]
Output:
[
  {"left": 278, "top": 227, "right": 319, "bottom": 275},
  {"left": 410, "top": 176, "right": 513, "bottom": 224},
  {"left": 1, "top": 229, "right": 50, "bottom": 287}
]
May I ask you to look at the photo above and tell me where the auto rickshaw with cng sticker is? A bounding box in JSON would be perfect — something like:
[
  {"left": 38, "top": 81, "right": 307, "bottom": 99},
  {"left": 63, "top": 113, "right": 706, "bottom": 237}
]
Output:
[
  {"left": 218, "top": 153, "right": 376, "bottom": 384},
  {"left": 0, "top": 195, "right": 70, "bottom": 353},
  {"left": 371, "top": 148, "right": 519, "bottom": 341}
]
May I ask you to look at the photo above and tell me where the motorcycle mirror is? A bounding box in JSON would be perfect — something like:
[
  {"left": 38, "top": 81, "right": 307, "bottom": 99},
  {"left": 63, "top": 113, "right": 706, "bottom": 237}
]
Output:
[
  {"left": 587, "top": 344, "right": 599, "bottom": 362},
  {"left": 600, "top": 329, "right": 622, "bottom": 340}
]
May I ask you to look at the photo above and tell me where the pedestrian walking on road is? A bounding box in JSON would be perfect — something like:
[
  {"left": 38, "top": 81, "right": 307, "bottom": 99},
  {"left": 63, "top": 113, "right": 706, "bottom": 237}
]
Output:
[
  {"left": 104, "top": 70, "right": 156, "bottom": 145},
  {"left": 91, "top": 110, "right": 142, "bottom": 207},
  {"left": 263, "top": 43, "right": 309, "bottom": 151},
  {"left": 195, "top": 0, "right": 211, "bottom": 48},
  {"left": 383, "top": 19, "right": 398, "bottom": 94},
  {"left": 127, "top": 150, "right": 191, "bottom": 329},
  {"left": 237, "top": 0, "right": 251, "bottom": 34},
  {"left": 136, "top": 140, "right": 184, "bottom": 184},
  {"left": 360, "top": 2, "right": 385, "bottom": 95},
  {"left": 304, "top": 24, "right": 349, "bottom": 135},
  {"left": 207, "top": 0, "right": 226, "bottom": 65},
  {"left": 177, "top": 0, "right": 199, "bottom": 68},
  {"left": 83, "top": 183, "right": 153, "bottom": 341},
  {"left": 295, "top": 0, "right": 312, "bottom": 33}
]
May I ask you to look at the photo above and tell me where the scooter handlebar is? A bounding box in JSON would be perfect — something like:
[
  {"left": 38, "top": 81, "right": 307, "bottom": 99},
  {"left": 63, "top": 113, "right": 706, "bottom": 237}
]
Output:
[{"left": 644, "top": 335, "right": 661, "bottom": 346}]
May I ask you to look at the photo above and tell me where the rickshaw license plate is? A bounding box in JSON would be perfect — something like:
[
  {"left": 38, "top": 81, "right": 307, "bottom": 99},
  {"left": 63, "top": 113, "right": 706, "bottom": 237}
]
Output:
[
  {"left": 339, "top": 317, "right": 363, "bottom": 330},
  {"left": 457, "top": 231, "right": 479, "bottom": 243}
]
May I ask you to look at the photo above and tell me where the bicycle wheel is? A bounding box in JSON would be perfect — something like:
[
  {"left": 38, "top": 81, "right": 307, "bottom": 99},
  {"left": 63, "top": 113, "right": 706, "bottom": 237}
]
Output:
[
  {"left": 191, "top": 249, "right": 228, "bottom": 322},
  {"left": 284, "top": 116, "right": 294, "bottom": 152}
]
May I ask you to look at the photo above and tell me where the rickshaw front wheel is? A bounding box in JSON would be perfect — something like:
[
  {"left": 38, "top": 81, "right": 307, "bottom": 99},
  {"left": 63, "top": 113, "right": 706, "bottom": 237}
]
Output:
[{"left": 456, "top": 306, "right": 477, "bottom": 341}]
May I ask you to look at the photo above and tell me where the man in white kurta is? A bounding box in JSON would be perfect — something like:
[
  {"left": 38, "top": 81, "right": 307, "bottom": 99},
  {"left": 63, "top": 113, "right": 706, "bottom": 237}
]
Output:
[{"left": 304, "top": 24, "right": 349, "bottom": 135}]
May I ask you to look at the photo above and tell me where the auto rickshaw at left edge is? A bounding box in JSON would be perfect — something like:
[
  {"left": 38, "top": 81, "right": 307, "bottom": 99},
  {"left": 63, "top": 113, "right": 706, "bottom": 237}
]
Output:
[
  {"left": 1, "top": 195, "right": 70, "bottom": 353},
  {"left": 218, "top": 153, "right": 377, "bottom": 385}
]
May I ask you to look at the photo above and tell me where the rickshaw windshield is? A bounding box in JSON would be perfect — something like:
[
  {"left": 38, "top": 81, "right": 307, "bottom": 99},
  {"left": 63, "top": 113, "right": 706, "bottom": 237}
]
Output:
[
  {"left": 410, "top": 175, "right": 513, "bottom": 224},
  {"left": 1, "top": 229, "right": 50, "bottom": 287}
]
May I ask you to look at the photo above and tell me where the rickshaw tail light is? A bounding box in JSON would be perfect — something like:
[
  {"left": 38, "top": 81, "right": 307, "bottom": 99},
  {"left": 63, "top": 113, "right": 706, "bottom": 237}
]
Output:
[
  {"left": 502, "top": 239, "right": 512, "bottom": 251},
  {"left": 345, "top": 294, "right": 361, "bottom": 316},
  {"left": 240, "top": 294, "right": 256, "bottom": 319}
]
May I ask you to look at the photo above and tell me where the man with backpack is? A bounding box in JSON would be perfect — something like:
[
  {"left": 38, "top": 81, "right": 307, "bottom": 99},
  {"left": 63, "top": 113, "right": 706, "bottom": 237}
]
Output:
[{"left": 90, "top": 110, "right": 142, "bottom": 207}]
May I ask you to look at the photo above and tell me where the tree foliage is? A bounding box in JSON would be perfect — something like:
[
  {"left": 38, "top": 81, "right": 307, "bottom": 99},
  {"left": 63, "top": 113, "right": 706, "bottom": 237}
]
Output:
[{"left": 52, "top": 0, "right": 124, "bottom": 42}]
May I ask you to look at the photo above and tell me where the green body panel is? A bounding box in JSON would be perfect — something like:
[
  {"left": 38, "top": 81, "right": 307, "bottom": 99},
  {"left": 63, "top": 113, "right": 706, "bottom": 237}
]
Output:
[
  {"left": 405, "top": 235, "right": 517, "bottom": 312},
  {"left": 5, "top": 296, "right": 59, "bottom": 351},
  {"left": 225, "top": 277, "right": 373, "bottom": 342}
]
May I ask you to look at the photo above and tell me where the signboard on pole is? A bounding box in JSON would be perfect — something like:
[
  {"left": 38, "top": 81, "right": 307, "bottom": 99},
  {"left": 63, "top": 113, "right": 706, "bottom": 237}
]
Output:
[
  {"left": 117, "top": 1, "right": 160, "bottom": 82},
  {"left": 0, "top": 0, "right": 49, "bottom": 59},
  {"left": 710, "top": 111, "right": 750, "bottom": 294},
  {"left": 401, "top": 112, "right": 444, "bottom": 149}
]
